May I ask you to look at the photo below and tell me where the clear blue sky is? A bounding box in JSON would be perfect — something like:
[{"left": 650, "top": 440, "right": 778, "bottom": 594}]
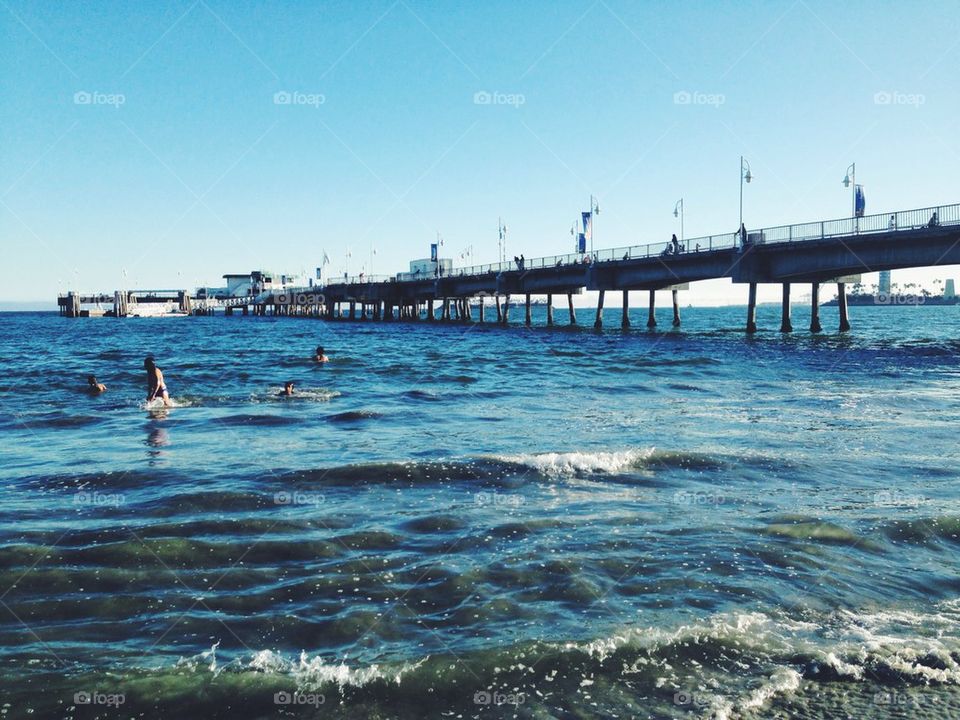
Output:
[{"left": 2, "top": 0, "right": 958, "bottom": 305}]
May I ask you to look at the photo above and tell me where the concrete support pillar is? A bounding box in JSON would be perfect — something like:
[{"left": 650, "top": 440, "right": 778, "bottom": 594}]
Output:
[
  {"left": 427, "top": 299, "right": 434, "bottom": 321},
  {"left": 464, "top": 298, "right": 472, "bottom": 322},
  {"left": 525, "top": 294, "right": 532, "bottom": 326},
  {"left": 672, "top": 289, "right": 681, "bottom": 327},
  {"left": 837, "top": 282, "right": 851, "bottom": 332},
  {"left": 349, "top": 301, "right": 356, "bottom": 320},
  {"left": 568, "top": 294, "right": 576, "bottom": 324},
  {"left": 780, "top": 283, "right": 793, "bottom": 332},
  {"left": 648, "top": 290, "right": 658, "bottom": 328},
  {"left": 594, "top": 290, "right": 605, "bottom": 329},
  {"left": 502, "top": 295, "right": 511, "bottom": 324},
  {"left": 478, "top": 296, "right": 485, "bottom": 323},
  {"left": 621, "top": 290, "right": 631, "bottom": 329},
  {"left": 242, "top": 305, "right": 249, "bottom": 316},
  {"left": 546, "top": 294, "right": 554, "bottom": 326},
  {"left": 809, "top": 283, "right": 822, "bottom": 332},
  {"left": 746, "top": 283, "right": 758, "bottom": 334},
  {"left": 443, "top": 298, "right": 450, "bottom": 321},
  {"left": 495, "top": 295, "right": 503, "bottom": 323}
]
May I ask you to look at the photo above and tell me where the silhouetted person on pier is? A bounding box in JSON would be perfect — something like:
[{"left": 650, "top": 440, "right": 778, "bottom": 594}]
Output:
[
  {"left": 87, "top": 375, "right": 107, "bottom": 394},
  {"left": 314, "top": 346, "right": 329, "bottom": 363},
  {"left": 279, "top": 381, "right": 295, "bottom": 397},
  {"left": 671, "top": 234, "right": 680, "bottom": 254},
  {"left": 144, "top": 356, "right": 172, "bottom": 407},
  {"left": 929, "top": 212, "right": 940, "bottom": 228},
  {"left": 738, "top": 223, "right": 749, "bottom": 249}
]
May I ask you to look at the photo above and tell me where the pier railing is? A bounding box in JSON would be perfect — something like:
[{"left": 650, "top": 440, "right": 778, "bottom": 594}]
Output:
[{"left": 440, "top": 202, "right": 960, "bottom": 281}]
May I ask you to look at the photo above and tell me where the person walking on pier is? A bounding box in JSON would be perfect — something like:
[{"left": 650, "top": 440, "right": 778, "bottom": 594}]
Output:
[
  {"left": 144, "top": 356, "right": 172, "bottom": 407},
  {"left": 86, "top": 375, "right": 107, "bottom": 394},
  {"left": 671, "top": 234, "right": 680, "bottom": 255},
  {"left": 314, "top": 346, "right": 329, "bottom": 363}
]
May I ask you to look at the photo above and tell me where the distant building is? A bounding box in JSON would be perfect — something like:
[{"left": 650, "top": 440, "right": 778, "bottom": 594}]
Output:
[
  {"left": 946, "top": 279, "right": 956, "bottom": 299},
  {"left": 878, "top": 270, "right": 891, "bottom": 295},
  {"left": 397, "top": 258, "right": 453, "bottom": 282}
]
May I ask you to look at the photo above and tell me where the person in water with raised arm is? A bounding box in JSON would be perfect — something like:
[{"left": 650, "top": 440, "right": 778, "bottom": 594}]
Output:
[
  {"left": 144, "top": 356, "right": 172, "bottom": 407},
  {"left": 314, "top": 346, "right": 329, "bottom": 363},
  {"left": 86, "top": 375, "right": 107, "bottom": 394}
]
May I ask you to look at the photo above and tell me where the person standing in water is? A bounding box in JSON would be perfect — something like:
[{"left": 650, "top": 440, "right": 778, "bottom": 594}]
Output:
[
  {"left": 279, "top": 381, "right": 295, "bottom": 397},
  {"left": 314, "top": 346, "right": 329, "bottom": 363},
  {"left": 87, "top": 375, "right": 107, "bottom": 394},
  {"left": 144, "top": 356, "right": 172, "bottom": 407}
]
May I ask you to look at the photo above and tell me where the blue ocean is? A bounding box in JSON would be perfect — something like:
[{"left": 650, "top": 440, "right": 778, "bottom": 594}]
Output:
[{"left": 1, "top": 305, "right": 959, "bottom": 719}]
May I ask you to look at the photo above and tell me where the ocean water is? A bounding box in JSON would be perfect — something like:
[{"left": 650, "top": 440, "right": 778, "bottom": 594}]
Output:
[{"left": 1, "top": 304, "right": 960, "bottom": 719}]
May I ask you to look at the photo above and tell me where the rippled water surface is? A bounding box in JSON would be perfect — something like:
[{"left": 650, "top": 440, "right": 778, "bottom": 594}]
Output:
[{"left": 1, "top": 305, "right": 960, "bottom": 719}]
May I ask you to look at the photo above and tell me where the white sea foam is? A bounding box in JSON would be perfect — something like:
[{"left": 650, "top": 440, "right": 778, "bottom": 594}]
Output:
[
  {"left": 494, "top": 449, "right": 656, "bottom": 478},
  {"left": 246, "top": 649, "right": 428, "bottom": 691}
]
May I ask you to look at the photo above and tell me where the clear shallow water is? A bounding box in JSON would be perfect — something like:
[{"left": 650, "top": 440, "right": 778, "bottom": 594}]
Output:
[{"left": 1, "top": 305, "right": 960, "bottom": 719}]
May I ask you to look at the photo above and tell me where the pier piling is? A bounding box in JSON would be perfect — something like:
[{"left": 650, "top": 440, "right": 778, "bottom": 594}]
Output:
[
  {"left": 502, "top": 295, "right": 511, "bottom": 324},
  {"left": 478, "top": 296, "right": 485, "bottom": 323},
  {"left": 594, "top": 291, "right": 605, "bottom": 329},
  {"left": 746, "top": 283, "right": 758, "bottom": 333},
  {"left": 672, "top": 289, "right": 681, "bottom": 327},
  {"left": 780, "top": 283, "right": 793, "bottom": 332},
  {"left": 525, "top": 294, "right": 532, "bottom": 326},
  {"left": 568, "top": 294, "right": 576, "bottom": 325},
  {"left": 621, "top": 290, "right": 630, "bottom": 329},
  {"left": 495, "top": 295, "right": 503, "bottom": 323},
  {"left": 546, "top": 294, "right": 554, "bottom": 326},
  {"left": 647, "top": 290, "right": 656, "bottom": 328},
  {"left": 837, "top": 282, "right": 851, "bottom": 332}
]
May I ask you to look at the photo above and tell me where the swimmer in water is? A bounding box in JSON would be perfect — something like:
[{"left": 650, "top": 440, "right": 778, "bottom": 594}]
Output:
[
  {"left": 144, "top": 356, "right": 172, "bottom": 407},
  {"left": 314, "top": 346, "right": 329, "bottom": 363},
  {"left": 87, "top": 375, "right": 107, "bottom": 393},
  {"left": 279, "top": 381, "right": 295, "bottom": 397}
]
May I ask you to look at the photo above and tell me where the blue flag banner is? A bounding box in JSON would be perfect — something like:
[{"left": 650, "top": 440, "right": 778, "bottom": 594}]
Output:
[
  {"left": 430, "top": 243, "right": 438, "bottom": 261},
  {"left": 578, "top": 233, "right": 586, "bottom": 253},
  {"left": 855, "top": 186, "right": 866, "bottom": 217}
]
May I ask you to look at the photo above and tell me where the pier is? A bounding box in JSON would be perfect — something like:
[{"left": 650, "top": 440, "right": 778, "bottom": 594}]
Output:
[{"left": 59, "top": 202, "right": 960, "bottom": 332}]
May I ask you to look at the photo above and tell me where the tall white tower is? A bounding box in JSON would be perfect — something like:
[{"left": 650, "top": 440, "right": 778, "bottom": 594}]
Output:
[{"left": 878, "top": 270, "right": 891, "bottom": 295}]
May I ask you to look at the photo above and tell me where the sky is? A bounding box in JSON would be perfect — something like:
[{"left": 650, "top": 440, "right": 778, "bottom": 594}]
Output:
[{"left": 2, "top": 0, "right": 959, "bottom": 307}]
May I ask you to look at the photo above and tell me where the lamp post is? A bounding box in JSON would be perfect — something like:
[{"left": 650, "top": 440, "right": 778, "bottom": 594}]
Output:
[
  {"left": 498, "top": 218, "right": 507, "bottom": 264},
  {"left": 673, "top": 198, "right": 684, "bottom": 245},
  {"left": 589, "top": 195, "right": 600, "bottom": 255},
  {"left": 842, "top": 162, "right": 858, "bottom": 232},
  {"left": 739, "top": 156, "right": 752, "bottom": 239}
]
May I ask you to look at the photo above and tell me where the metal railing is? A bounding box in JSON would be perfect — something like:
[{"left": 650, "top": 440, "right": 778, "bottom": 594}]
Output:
[{"left": 316, "top": 202, "right": 959, "bottom": 289}]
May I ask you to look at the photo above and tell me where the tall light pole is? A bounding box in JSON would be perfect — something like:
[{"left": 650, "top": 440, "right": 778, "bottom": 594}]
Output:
[
  {"left": 842, "top": 162, "right": 858, "bottom": 232},
  {"left": 498, "top": 218, "right": 507, "bottom": 264},
  {"left": 673, "top": 198, "right": 684, "bottom": 245},
  {"left": 589, "top": 195, "right": 600, "bottom": 255},
  {"left": 739, "top": 156, "right": 752, "bottom": 238}
]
